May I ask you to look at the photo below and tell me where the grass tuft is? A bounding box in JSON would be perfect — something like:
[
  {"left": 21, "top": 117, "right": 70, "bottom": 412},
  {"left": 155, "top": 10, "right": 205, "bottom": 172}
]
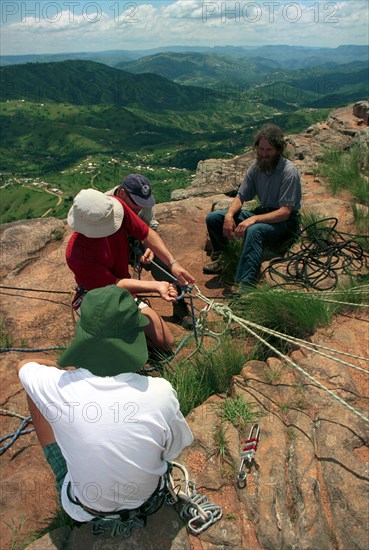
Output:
[
  {"left": 0, "top": 321, "right": 13, "bottom": 349},
  {"left": 319, "top": 145, "right": 369, "bottom": 206},
  {"left": 164, "top": 335, "right": 247, "bottom": 416},
  {"left": 220, "top": 395, "right": 259, "bottom": 431},
  {"left": 233, "top": 285, "right": 332, "bottom": 339}
]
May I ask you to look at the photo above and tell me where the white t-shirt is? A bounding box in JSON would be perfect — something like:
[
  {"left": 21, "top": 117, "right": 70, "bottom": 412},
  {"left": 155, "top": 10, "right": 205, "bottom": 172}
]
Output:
[{"left": 19, "top": 363, "right": 193, "bottom": 522}]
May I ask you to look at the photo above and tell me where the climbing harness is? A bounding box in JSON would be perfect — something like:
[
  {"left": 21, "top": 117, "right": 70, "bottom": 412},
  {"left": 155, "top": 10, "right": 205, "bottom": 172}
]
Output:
[
  {"left": 237, "top": 424, "right": 260, "bottom": 488},
  {"left": 67, "top": 462, "right": 222, "bottom": 538},
  {"left": 68, "top": 473, "right": 168, "bottom": 539},
  {"left": 0, "top": 409, "right": 34, "bottom": 455}
]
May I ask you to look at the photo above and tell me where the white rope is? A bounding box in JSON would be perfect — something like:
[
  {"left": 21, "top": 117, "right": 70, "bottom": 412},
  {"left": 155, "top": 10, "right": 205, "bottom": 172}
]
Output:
[
  {"left": 278, "top": 287, "right": 369, "bottom": 296},
  {"left": 230, "top": 317, "right": 369, "bottom": 374},
  {"left": 303, "top": 299, "right": 368, "bottom": 308},
  {"left": 0, "top": 408, "right": 29, "bottom": 420},
  {"left": 238, "top": 320, "right": 369, "bottom": 426},
  {"left": 193, "top": 286, "right": 369, "bottom": 425},
  {"left": 273, "top": 287, "right": 369, "bottom": 307}
]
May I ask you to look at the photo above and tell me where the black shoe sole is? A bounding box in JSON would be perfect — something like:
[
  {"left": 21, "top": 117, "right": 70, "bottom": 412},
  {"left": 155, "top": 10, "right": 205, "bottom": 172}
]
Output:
[{"left": 203, "top": 267, "right": 222, "bottom": 275}]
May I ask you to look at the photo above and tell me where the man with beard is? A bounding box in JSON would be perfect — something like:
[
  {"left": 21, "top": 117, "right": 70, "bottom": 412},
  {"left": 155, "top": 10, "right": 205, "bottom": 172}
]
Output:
[{"left": 203, "top": 124, "right": 301, "bottom": 291}]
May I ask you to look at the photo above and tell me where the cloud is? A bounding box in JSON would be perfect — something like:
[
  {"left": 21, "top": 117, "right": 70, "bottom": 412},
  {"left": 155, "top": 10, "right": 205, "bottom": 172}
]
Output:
[
  {"left": 1, "top": 0, "right": 368, "bottom": 54},
  {"left": 160, "top": 0, "right": 205, "bottom": 19},
  {"left": 6, "top": 10, "right": 111, "bottom": 33}
]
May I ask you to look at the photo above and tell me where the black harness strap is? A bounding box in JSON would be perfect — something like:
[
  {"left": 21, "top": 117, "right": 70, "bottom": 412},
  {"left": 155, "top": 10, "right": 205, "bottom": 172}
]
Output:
[{"left": 66, "top": 475, "right": 167, "bottom": 522}]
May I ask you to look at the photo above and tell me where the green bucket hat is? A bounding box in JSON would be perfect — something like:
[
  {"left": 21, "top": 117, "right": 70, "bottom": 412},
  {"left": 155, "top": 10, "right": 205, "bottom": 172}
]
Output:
[{"left": 58, "top": 286, "right": 149, "bottom": 375}]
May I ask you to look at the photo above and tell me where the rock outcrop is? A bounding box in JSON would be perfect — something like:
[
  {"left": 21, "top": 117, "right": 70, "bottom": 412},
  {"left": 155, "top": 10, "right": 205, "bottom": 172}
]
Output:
[
  {"left": 0, "top": 218, "right": 66, "bottom": 278},
  {"left": 172, "top": 105, "right": 369, "bottom": 212},
  {"left": 353, "top": 101, "right": 369, "bottom": 125},
  {"left": 0, "top": 104, "right": 368, "bottom": 550}
]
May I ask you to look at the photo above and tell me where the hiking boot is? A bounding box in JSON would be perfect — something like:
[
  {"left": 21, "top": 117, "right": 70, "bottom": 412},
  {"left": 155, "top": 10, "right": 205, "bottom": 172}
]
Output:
[
  {"left": 236, "top": 283, "right": 256, "bottom": 295},
  {"left": 203, "top": 259, "right": 222, "bottom": 275},
  {"left": 173, "top": 301, "right": 194, "bottom": 330},
  {"left": 225, "top": 283, "right": 255, "bottom": 297}
]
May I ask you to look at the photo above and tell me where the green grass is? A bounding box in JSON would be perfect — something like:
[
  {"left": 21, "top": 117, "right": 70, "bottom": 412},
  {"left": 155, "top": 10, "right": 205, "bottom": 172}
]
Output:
[
  {"left": 300, "top": 210, "right": 327, "bottom": 237},
  {"left": 0, "top": 96, "right": 331, "bottom": 223},
  {"left": 352, "top": 203, "right": 369, "bottom": 241},
  {"left": 324, "top": 280, "right": 369, "bottom": 316},
  {"left": 25, "top": 509, "right": 76, "bottom": 547},
  {"left": 233, "top": 285, "right": 333, "bottom": 339},
  {"left": 230, "top": 281, "right": 369, "bottom": 362},
  {"left": 319, "top": 145, "right": 369, "bottom": 206},
  {"left": 0, "top": 321, "right": 14, "bottom": 348},
  {"left": 163, "top": 335, "right": 248, "bottom": 416},
  {"left": 213, "top": 422, "right": 232, "bottom": 462},
  {"left": 219, "top": 395, "right": 259, "bottom": 431},
  {"left": 2, "top": 516, "right": 28, "bottom": 550},
  {"left": 1, "top": 149, "right": 194, "bottom": 221},
  {"left": 0, "top": 185, "right": 58, "bottom": 224}
]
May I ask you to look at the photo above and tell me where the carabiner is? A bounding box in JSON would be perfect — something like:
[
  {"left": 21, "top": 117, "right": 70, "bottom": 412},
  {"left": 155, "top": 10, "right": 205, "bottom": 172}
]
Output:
[{"left": 237, "top": 424, "right": 260, "bottom": 487}]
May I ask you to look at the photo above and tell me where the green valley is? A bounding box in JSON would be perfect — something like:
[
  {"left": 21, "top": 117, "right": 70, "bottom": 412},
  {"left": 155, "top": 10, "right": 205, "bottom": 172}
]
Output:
[{"left": 0, "top": 53, "right": 366, "bottom": 224}]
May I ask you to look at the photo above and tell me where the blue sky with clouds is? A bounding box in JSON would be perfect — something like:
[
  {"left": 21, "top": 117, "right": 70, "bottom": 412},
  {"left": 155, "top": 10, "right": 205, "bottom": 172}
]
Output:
[{"left": 1, "top": 1, "right": 368, "bottom": 55}]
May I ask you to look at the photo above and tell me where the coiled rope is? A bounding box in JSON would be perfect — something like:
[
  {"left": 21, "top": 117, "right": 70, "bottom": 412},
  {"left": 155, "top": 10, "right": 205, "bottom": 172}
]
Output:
[{"left": 261, "top": 218, "right": 369, "bottom": 290}]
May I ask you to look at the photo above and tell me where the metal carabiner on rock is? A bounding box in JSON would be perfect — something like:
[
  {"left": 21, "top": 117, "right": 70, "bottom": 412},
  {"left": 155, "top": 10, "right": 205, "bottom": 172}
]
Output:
[{"left": 237, "top": 423, "right": 260, "bottom": 488}]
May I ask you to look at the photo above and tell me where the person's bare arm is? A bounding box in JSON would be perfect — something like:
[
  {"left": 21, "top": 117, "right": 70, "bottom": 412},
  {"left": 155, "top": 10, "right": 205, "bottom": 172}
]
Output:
[
  {"left": 234, "top": 205, "right": 292, "bottom": 239},
  {"left": 142, "top": 229, "right": 195, "bottom": 285},
  {"left": 16, "top": 357, "right": 57, "bottom": 373},
  {"left": 116, "top": 278, "right": 178, "bottom": 302}
]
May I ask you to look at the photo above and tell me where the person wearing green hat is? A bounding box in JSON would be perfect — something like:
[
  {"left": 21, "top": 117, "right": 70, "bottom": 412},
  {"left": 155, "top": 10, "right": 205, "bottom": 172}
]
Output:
[{"left": 16, "top": 286, "right": 193, "bottom": 523}]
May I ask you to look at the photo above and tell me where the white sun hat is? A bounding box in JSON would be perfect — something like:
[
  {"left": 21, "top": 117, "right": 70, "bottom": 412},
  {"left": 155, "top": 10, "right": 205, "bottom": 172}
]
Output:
[{"left": 68, "top": 189, "right": 124, "bottom": 238}]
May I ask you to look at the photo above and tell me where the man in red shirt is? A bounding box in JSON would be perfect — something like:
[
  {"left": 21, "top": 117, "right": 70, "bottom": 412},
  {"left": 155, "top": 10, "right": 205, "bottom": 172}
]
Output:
[
  {"left": 109, "top": 174, "right": 194, "bottom": 329},
  {"left": 66, "top": 188, "right": 195, "bottom": 351}
]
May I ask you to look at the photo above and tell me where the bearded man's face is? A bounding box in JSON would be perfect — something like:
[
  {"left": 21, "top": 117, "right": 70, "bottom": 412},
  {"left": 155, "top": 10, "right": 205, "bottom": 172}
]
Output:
[{"left": 256, "top": 138, "right": 281, "bottom": 173}]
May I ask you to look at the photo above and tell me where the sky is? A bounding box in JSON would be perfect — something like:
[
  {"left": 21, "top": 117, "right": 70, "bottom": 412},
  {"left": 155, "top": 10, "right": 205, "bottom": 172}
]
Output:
[{"left": 1, "top": 0, "right": 368, "bottom": 55}]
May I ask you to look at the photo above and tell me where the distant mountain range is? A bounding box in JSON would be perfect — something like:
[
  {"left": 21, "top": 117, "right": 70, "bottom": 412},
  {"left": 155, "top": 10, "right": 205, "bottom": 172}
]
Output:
[
  {"left": 1, "top": 44, "right": 367, "bottom": 70},
  {"left": 1, "top": 48, "right": 367, "bottom": 223},
  {"left": 0, "top": 53, "right": 367, "bottom": 192},
  {"left": 0, "top": 60, "right": 216, "bottom": 110},
  {"left": 116, "top": 52, "right": 283, "bottom": 87},
  {"left": 116, "top": 52, "right": 368, "bottom": 91},
  {"left": 1, "top": 57, "right": 366, "bottom": 112}
]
